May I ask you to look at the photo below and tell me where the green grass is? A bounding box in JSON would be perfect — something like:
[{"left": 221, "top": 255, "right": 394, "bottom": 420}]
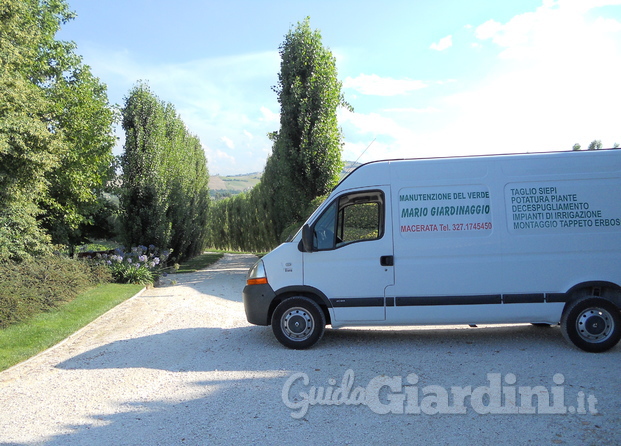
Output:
[
  {"left": 77, "top": 240, "right": 122, "bottom": 252},
  {"left": 175, "top": 252, "right": 224, "bottom": 273},
  {"left": 0, "top": 283, "right": 143, "bottom": 372}
]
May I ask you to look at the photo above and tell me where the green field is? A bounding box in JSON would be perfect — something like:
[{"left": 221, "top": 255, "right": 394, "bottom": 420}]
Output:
[{"left": 209, "top": 173, "right": 261, "bottom": 199}]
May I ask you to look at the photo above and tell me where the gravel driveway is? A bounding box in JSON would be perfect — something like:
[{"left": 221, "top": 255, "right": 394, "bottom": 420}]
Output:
[{"left": 1, "top": 253, "right": 620, "bottom": 445}]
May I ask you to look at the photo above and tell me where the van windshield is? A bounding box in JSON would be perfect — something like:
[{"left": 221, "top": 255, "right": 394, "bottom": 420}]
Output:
[{"left": 313, "top": 200, "right": 338, "bottom": 250}]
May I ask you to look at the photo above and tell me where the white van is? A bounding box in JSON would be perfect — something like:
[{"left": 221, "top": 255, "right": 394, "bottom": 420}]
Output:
[{"left": 243, "top": 150, "right": 621, "bottom": 352}]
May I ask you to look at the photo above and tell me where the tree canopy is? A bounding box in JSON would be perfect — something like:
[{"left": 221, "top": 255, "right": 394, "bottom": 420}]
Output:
[
  {"left": 0, "top": 0, "right": 116, "bottom": 260},
  {"left": 264, "top": 17, "right": 348, "bottom": 236},
  {"left": 206, "top": 17, "right": 348, "bottom": 250},
  {"left": 121, "top": 83, "right": 210, "bottom": 261}
]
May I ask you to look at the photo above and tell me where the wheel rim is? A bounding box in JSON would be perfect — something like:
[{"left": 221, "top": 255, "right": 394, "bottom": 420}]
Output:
[
  {"left": 575, "top": 307, "right": 614, "bottom": 343},
  {"left": 281, "top": 307, "right": 314, "bottom": 342}
]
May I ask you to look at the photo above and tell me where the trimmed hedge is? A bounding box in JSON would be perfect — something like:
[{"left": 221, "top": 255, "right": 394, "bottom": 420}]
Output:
[{"left": 0, "top": 256, "right": 110, "bottom": 329}]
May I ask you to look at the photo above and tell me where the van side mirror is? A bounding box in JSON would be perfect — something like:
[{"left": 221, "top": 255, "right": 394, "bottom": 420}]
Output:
[{"left": 302, "top": 224, "right": 314, "bottom": 252}]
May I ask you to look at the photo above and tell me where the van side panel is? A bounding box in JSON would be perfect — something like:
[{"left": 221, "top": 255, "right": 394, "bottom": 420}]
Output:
[
  {"left": 389, "top": 157, "right": 509, "bottom": 323},
  {"left": 500, "top": 162, "right": 621, "bottom": 296},
  {"left": 385, "top": 151, "right": 621, "bottom": 326}
]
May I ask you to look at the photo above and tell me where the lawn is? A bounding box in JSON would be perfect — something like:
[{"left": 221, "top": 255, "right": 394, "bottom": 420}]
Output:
[
  {"left": 175, "top": 252, "right": 224, "bottom": 273},
  {"left": 0, "top": 252, "right": 226, "bottom": 372},
  {"left": 0, "top": 283, "right": 143, "bottom": 372}
]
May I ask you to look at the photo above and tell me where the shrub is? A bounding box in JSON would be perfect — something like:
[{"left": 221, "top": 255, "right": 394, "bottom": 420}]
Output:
[
  {"left": 110, "top": 262, "right": 154, "bottom": 285},
  {"left": 0, "top": 255, "right": 105, "bottom": 329},
  {"left": 88, "top": 263, "right": 113, "bottom": 284},
  {"left": 89, "top": 245, "right": 170, "bottom": 285}
]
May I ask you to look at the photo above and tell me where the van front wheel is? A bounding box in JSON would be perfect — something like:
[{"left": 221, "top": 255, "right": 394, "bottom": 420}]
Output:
[
  {"left": 272, "top": 297, "right": 325, "bottom": 349},
  {"left": 561, "top": 297, "right": 621, "bottom": 353}
]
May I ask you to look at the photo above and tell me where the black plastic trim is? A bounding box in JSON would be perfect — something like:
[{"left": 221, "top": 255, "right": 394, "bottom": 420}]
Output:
[
  {"left": 275, "top": 285, "right": 333, "bottom": 309},
  {"left": 504, "top": 293, "right": 545, "bottom": 304},
  {"left": 546, "top": 293, "right": 568, "bottom": 303},
  {"left": 396, "top": 295, "right": 502, "bottom": 306},
  {"left": 329, "top": 297, "right": 384, "bottom": 308}
]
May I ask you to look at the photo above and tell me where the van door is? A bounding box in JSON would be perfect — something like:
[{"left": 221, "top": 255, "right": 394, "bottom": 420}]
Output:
[{"left": 303, "top": 187, "right": 394, "bottom": 321}]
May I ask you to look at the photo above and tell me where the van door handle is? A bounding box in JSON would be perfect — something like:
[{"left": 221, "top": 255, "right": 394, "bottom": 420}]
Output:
[{"left": 380, "top": 255, "right": 394, "bottom": 266}]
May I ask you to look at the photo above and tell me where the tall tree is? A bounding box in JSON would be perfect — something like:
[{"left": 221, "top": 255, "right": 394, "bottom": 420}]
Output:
[
  {"left": 121, "top": 83, "right": 210, "bottom": 261},
  {"left": 0, "top": 0, "right": 116, "bottom": 259},
  {"left": 120, "top": 84, "right": 170, "bottom": 249},
  {"left": 0, "top": 0, "right": 62, "bottom": 261},
  {"left": 204, "top": 18, "right": 349, "bottom": 251},
  {"left": 264, "top": 17, "right": 349, "bottom": 238}
]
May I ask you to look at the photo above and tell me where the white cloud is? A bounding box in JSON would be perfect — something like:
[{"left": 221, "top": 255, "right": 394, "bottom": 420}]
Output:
[
  {"left": 430, "top": 35, "right": 453, "bottom": 51},
  {"left": 593, "top": 15, "right": 621, "bottom": 32},
  {"left": 338, "top": 0, "right": 621, "bottom": 165},
  {"left": 474, "top": 0, "right": 621, "bottom": 62},
  {"left": 432, "top": 0, "right": 621, "bottom": 156},
  {"left": 259, "top": 106, "right": 279, "bottom": 123},
  {"left": 206, "top": 147, "right": 236, "bottom": 164},
  {"left": 340, "top": 109, "right": 414, "bottom": 140},
  {"left": 475, "top": 19, "right": 504, "bottom": 41},
  {"left": 220, "top": 136, "right": 235, "bottom": 149},
  {"left": 343, "top": 74, "right": 427, "bottom": 96},
  {"left": 338, "top": 108, "right": 437, "bottom": 162}
]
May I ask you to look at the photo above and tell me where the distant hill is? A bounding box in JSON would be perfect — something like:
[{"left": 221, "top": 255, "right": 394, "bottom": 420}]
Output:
[
  {"left": 209, "top": 173, "right": 261, "bottom": 199},
  {"left": 209, "top": 161, "right": 362, "bottom": 200}
]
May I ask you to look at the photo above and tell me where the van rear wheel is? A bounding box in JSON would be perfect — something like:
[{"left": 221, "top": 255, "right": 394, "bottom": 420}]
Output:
[
  {"left": 272, "top": 296, "right": 325, "bottom": 349},
  {"left": 561, "top": 297, "right": 621, "bottom": 353}
]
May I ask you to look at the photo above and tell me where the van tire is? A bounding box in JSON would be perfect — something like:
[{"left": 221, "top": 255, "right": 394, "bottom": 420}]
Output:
[
  {"left": 560, "top": 297, "right": 621, "bottom": 352},
  {"left": 271, "top": 296, "right": 325, "bottom": 349}
]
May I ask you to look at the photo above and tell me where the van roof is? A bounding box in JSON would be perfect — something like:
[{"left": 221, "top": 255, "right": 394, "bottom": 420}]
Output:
[{"left": 336, "top": 148, "right": 621, "bottom": 190}]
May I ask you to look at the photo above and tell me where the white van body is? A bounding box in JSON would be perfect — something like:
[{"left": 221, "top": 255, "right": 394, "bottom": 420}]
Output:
[{"left": 243, "top": 150, "right": 621, "bottom": 351}]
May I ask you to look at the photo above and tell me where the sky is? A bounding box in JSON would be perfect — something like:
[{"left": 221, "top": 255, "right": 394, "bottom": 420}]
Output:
[{"left": 57, "top": 0, "right": 621, "bottom": 175}]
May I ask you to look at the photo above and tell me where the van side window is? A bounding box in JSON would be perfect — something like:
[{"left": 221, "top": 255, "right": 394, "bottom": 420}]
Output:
[
  {"left": 338, "top": 201, "right": 381, "bottom": 244},
  {"left": 313, "top": 190, "right": 384, "bottom": 250}
]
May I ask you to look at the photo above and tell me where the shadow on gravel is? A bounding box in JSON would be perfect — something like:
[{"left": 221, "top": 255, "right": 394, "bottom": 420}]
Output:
[
  {"left": 55, "top": 326, "right": 275, "bottom": 372},
  {"left": 55, "top": 322, "right": 597, "bottom": 373},
  {"left": 43, "top": 323, "right": 620, "bottom": 445},
  {"left": 324, "top": 324, "right": 568, "bottom": 350}
]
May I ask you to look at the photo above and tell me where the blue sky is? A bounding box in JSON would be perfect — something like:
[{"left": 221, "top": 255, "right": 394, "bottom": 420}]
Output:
[{"left": 58, "top": 0, "right": 621, "bottom": 175}]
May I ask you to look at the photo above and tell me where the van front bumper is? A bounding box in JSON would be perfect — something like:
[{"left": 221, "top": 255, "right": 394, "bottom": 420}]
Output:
[{"left": 243, "top": 283, "right": 276, "bottom": 326}]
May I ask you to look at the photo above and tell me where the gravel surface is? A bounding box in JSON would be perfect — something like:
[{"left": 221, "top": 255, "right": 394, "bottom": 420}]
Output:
[{"left": 1, "top": 253, "right": 620, "bottom": 445}]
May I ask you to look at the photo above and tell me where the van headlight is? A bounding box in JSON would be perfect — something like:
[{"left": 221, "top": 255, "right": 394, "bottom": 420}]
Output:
[{"left": 246, "top": 260, "right": 268, "bottom": 285}]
